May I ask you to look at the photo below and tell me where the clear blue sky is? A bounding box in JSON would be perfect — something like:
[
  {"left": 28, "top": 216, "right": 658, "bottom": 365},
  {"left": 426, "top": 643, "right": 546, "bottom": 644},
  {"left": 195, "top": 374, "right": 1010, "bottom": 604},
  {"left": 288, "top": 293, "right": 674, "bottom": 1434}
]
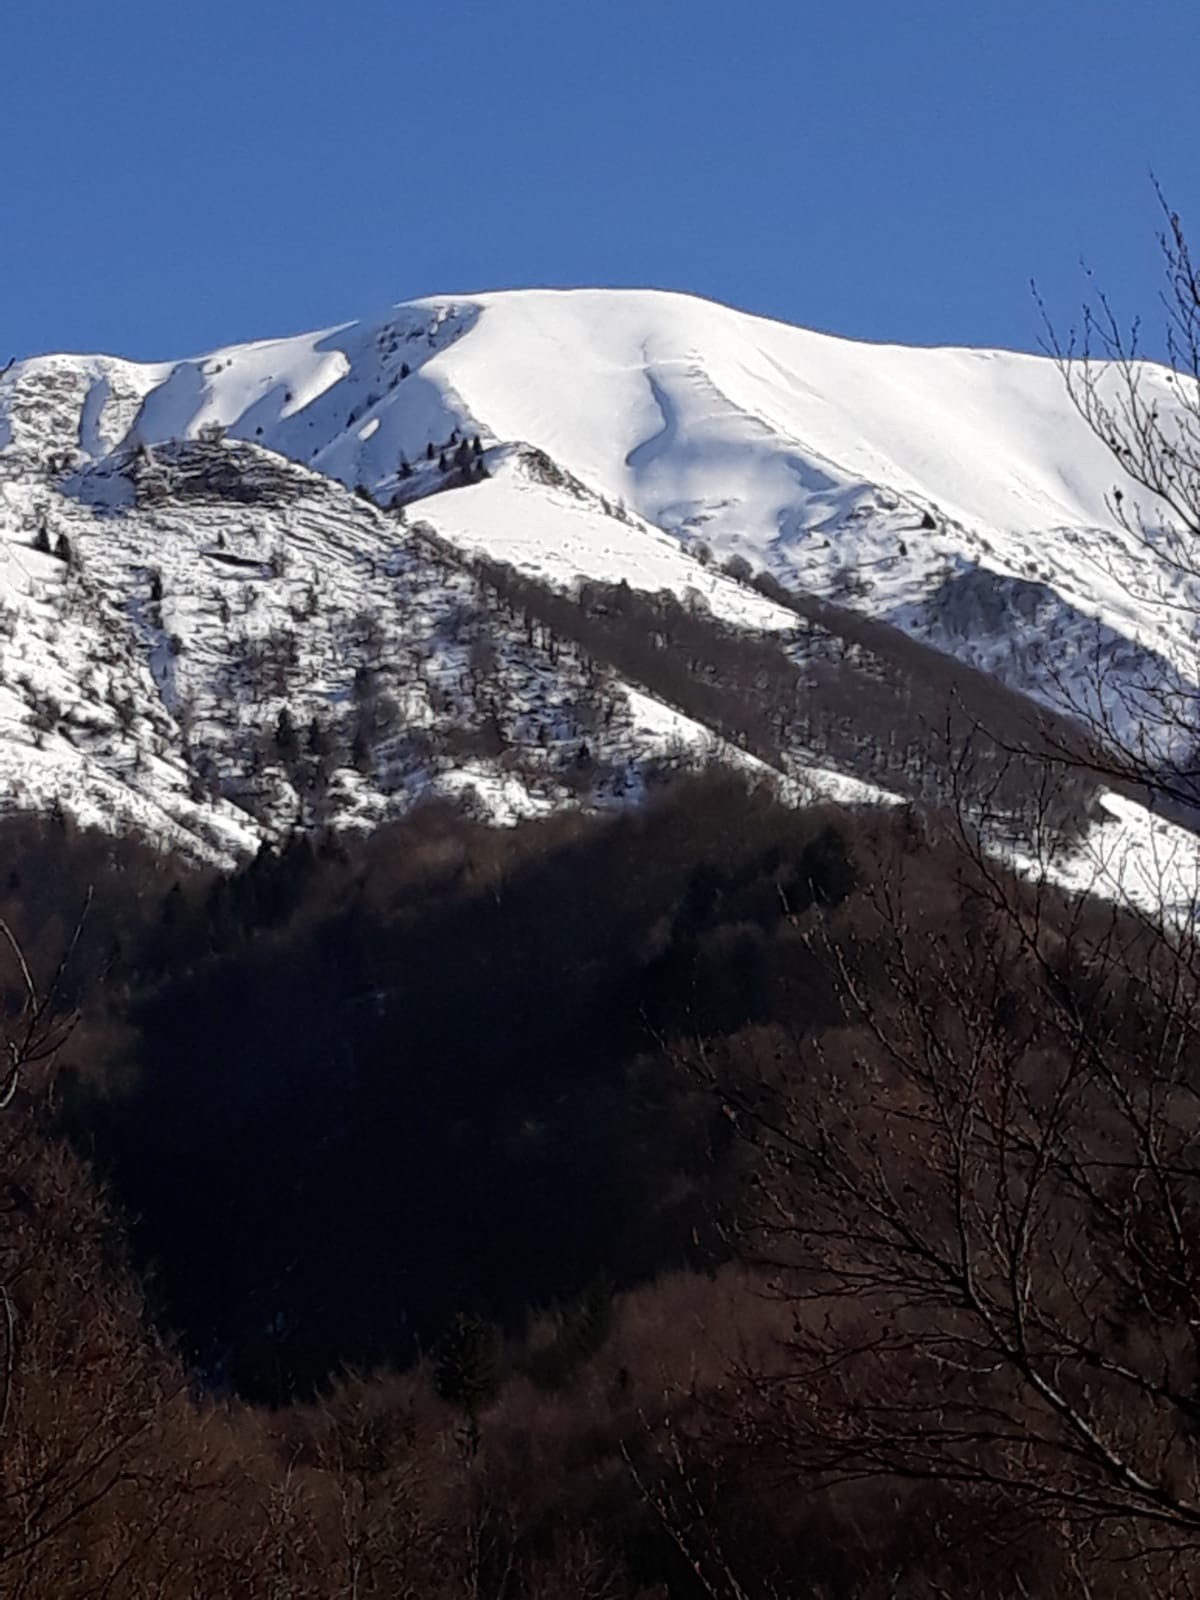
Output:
[{"left": 4, "top": 0, "right": 1197, "bottom": 361}]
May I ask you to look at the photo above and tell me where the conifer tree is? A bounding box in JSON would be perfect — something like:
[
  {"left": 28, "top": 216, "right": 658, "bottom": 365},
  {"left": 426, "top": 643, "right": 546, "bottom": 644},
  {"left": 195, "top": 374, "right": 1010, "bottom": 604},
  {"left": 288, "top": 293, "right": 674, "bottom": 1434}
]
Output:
[
  {"left": 433, "top": 1312, "right": 501, "bottom": 1437},
  {"left": 275, "top": 706, "right": 298, "bottom": 760}
]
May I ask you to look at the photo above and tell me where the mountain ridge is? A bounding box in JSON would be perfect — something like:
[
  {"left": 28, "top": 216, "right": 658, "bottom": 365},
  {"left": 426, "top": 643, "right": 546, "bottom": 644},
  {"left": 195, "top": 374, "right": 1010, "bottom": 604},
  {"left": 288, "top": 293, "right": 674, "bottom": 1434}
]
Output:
[
  {"left": 2, "top": 286, "right": 1199, "bottom": 910},
  {"left": 7, "top": 287, "right": 1190, "bottom": 657}
]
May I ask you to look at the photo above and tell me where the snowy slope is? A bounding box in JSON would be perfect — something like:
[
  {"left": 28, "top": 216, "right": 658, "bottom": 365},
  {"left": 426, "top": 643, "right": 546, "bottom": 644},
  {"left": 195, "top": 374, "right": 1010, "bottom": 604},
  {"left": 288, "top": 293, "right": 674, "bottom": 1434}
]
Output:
[
  {"left": 0, "top": 430, "right": 834, "bottom": 860},
  {"left": 412, "top": 445, "right": 798, "bottom": 635},
  {"left": 2, "top": 285, "right": 1199, "bottom": 900}
]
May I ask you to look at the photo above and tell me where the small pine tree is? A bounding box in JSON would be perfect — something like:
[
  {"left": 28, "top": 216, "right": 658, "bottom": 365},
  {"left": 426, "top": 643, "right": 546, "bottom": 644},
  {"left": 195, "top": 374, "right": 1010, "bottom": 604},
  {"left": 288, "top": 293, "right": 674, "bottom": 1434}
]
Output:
[
  {"left": 472, "top": 434, "right": 483, "bottom": 457},
  {"left": 433, "top": 1313, "right": 501, "bottom": 1429},
  {"left": 400, "top": 361, "right": 410, "bottom": 379},
  {"left": 32, "top": 521, "right": 51, "bottom": 555},
  {"left": 438, "top": 451, "right": 447, "bottom": 472},
  {"left": 425, "top": 442, "right": 435, "bottom": 462},
  {"left": 54, "top": 531, "right": 72, "bottom": 564},
  {"left": 274, "top": 706, "right": 298, "bottom": 760}
]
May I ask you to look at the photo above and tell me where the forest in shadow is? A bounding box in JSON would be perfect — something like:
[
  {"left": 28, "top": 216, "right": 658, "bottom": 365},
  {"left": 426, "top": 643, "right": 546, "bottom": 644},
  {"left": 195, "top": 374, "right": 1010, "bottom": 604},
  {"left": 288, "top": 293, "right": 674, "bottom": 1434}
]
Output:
[{"left": 3, "top": 768, "right": 1199, "bottom": 1596}]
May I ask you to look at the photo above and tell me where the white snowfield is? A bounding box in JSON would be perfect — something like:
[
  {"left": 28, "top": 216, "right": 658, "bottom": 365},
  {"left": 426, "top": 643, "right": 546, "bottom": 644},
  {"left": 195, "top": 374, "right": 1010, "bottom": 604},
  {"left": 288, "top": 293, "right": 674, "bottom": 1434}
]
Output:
[
  {"left": 0, "top": 285, "right": 1197, "bottom": 914},
  {"left": 46, "top": 288, "right": 1159, "bottom": 533}
]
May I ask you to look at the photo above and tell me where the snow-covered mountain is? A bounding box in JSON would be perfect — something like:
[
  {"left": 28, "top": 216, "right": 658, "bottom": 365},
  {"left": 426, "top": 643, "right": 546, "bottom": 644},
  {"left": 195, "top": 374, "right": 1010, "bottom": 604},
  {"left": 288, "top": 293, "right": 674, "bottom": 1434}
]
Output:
[
  {"left": 2, "top": 286, "right": 1197, "bottom": 896},
  {"left": 9, "top": 289, "right": 1195, "bottom": 681}
]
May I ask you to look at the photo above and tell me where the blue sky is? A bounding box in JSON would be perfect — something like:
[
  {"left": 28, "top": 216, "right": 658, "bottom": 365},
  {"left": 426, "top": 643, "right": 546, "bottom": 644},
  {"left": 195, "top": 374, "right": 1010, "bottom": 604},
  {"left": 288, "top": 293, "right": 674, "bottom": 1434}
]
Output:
[{"left": 4, "top": 0, "right": 1197, "bottom": 360}]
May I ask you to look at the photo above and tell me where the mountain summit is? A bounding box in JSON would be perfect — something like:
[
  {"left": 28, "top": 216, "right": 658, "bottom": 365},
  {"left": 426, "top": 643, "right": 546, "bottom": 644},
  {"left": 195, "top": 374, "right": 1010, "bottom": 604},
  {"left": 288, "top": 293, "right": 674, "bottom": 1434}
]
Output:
[{"left": 0, "top": 288, "right": 1195, "bottom": 895}]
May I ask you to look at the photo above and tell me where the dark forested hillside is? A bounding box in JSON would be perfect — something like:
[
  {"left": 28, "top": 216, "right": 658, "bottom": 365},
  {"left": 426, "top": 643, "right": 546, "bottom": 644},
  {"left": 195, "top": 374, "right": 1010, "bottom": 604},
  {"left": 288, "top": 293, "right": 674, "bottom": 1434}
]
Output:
[
  {"left": 54, "top": 774, "right": 858, "bottom": 1397},
  {"left": 3, "top": 776, "right": 1199, "bottom": 1597}
]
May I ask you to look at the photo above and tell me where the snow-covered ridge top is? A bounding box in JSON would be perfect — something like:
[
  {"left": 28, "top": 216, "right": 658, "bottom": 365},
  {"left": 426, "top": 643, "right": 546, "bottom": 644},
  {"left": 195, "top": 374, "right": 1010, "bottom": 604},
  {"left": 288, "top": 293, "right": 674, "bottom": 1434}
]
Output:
[
  {"left": 5, "top": 284, "right": 1185, "bottom": 544},
  {"left": 4, "top": 285, "right": 1196, "bottom": 727}
]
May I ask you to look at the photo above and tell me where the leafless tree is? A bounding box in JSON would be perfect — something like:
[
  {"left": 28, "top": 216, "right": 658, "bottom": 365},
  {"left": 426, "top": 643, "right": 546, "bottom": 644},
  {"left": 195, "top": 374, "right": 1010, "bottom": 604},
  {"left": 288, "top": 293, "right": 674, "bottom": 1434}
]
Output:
[
  {"left": 0, "top": 895, "right": 90, "bottom": 1445},
  {"left": 1042, "top": 185, "right": 1200, "bottom": 812},
  {"left": 691, "top": 809, "right": 1200, "bottom": 1596}
]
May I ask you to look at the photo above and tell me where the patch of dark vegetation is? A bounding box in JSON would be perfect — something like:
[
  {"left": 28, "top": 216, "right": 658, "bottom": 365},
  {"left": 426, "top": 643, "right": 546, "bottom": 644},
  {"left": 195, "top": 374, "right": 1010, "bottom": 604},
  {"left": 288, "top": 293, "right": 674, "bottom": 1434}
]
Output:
[
  {"left": 3, "top": 772, "right": 1194, "bottom": 1597},
  {"left": 56, "top": 774, "right": 852, "bottom": 1398}
]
